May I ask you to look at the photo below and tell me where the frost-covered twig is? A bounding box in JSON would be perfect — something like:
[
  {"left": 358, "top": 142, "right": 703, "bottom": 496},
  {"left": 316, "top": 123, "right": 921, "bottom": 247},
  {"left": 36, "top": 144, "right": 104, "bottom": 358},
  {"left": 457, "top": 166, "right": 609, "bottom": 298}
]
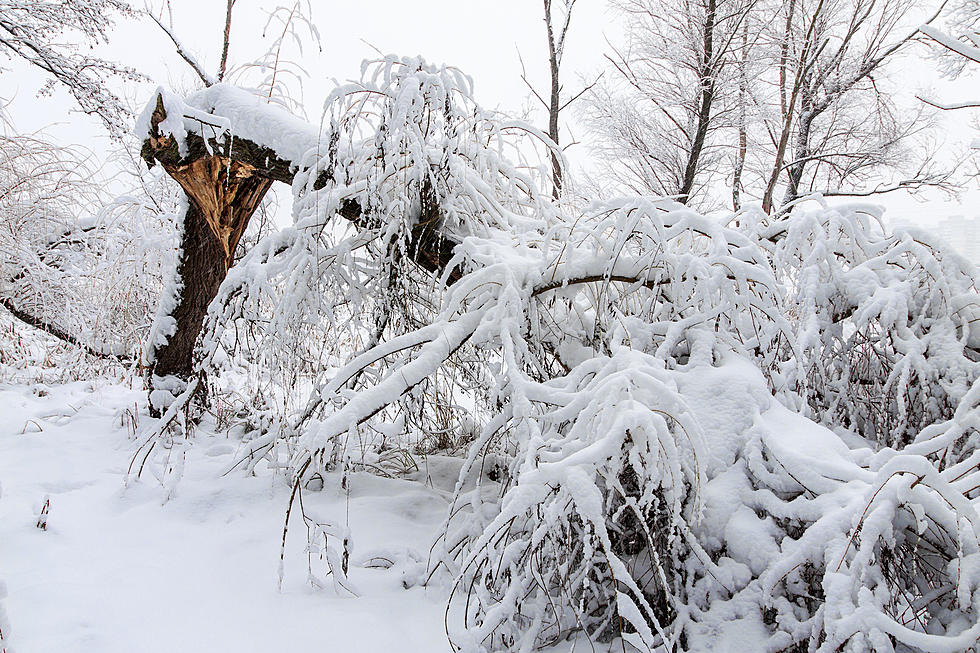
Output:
[{"left": 0, "top": 0, "right": 143, "bottom": 136}]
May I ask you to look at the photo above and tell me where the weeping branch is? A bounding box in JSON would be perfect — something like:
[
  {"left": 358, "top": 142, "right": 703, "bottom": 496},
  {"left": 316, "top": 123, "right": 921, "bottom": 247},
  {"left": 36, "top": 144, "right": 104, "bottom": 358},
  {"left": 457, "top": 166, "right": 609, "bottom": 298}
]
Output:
[{"left": 139, "top": 92, "right": 462, "bottom": 280}]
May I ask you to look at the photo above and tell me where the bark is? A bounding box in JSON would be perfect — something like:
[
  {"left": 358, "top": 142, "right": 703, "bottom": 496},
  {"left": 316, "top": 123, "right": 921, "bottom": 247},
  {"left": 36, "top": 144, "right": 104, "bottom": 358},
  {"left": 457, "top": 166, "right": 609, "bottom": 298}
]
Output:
[
  {"left": 760, "top": 83, "right": 801, "bottom": 214},
  {"left": 781, "top": 109, "right": 814, "bottom": 206},
  {"left": 148, "top": 201, "right": 232, "bottom": 386},
  {"left": 732, "top": 21, "right": 748, "bottom": 212},
  {"left": 761, "top": 0, "right": 824, "bottom": 214},
  {"left": 548, "top": 64, "right": 562, "bottom": 198},
  {"left": 218, "top": 0, "right": 235, "bottom": 83},
  {"left": 545, "top": 0, "right": 564, "bottom": 199},
  {"left": 678, "top": 0, "right": 717, "bottom": 205},
  {"left": 140, "top": 92, "right": 461, "bottom": 408},
  {"left": 147, "top": 164, "right": 273, "bottom": 388}
]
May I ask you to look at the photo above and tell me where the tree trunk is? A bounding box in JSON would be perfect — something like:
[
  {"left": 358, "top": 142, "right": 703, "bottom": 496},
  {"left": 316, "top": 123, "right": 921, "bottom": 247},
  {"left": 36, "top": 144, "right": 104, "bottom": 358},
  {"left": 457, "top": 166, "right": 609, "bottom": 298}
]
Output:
[
  {"left": 781, "top": 109, "right": 814, "bottom": 208},
  {"left": 146, "top": 156, "right": 272, "bottom": 415},
  {"left": 148, "top": 202, "right": 225, "bottom": 385},
  {"left": 732, "top": 21, "right": 748, "bottom": 212},
  {"left": 139, "top": 91, "right": 460, "bottom": 414},
  {"left": 545, "top": 0, "right": 563, "bottom": 199},
  {"left": 678, "top": 0, "right": 717, "bottom": 205}
]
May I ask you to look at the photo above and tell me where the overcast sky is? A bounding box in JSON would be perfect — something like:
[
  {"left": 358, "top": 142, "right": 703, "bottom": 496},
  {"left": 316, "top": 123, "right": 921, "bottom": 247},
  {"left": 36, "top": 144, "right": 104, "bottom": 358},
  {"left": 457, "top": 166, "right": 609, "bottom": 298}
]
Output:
[
  {"left": 6, "top": 0, "right": 979, "bottom": 228},
  {"left": 8, "top": 1, "right": 617, "bottom": 142}
]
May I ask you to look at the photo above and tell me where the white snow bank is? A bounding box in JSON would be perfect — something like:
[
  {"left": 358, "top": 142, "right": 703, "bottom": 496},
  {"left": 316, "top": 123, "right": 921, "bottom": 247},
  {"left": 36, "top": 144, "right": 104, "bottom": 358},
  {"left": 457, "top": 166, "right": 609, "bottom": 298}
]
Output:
[{"left": 675, "top": 356, "right": 772, "bottom": 477}]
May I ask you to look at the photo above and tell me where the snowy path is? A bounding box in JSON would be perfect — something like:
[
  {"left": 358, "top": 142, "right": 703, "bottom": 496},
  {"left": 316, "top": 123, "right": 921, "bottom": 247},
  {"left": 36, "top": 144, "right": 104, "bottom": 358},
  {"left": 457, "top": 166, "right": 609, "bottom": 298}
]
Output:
[{"left": 0, "top": 381, "right": 452, "bottom": 652}]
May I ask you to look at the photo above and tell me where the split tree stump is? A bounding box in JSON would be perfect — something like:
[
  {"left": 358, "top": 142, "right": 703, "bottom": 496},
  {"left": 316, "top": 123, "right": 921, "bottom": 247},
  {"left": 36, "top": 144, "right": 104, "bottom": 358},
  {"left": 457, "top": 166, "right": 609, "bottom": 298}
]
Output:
[{"left": 139, "top": 91, "right": 460, "bottom": 414}]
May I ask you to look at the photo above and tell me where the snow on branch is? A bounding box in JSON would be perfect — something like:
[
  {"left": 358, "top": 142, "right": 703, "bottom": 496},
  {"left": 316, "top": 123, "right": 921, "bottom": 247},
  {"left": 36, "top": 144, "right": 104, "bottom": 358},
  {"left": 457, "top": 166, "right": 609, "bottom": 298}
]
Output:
[
  {"left": 134, "top": 56, "right": 980, "bottom": 653},
  {"left": 1, "top": 129, "right": 175, "bottom": 366},
  {"left": 920, "top": 23, "right": 980, "bottom": 65}
]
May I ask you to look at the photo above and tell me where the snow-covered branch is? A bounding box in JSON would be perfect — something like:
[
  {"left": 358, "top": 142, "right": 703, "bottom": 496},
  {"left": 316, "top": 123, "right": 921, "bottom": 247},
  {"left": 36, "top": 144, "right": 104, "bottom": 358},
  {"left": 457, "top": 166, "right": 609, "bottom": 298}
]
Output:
[{"left": 920, "top": 23, "right": 980, "bottom": 64}]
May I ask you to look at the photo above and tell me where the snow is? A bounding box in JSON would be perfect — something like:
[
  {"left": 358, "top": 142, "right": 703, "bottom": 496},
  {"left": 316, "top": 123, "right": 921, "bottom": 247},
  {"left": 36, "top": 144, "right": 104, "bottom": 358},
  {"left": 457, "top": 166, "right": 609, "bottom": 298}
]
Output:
[
  {"left": 674, "top": 356, "right": 772, "bottom": 477},
  {"left": 759, "top": 402, "right": 873, "bottom": 491},
  {"left": 3, "top": 344, "right": 980, "bottom": 651},
  {"left": 31, "top": 56, "right": 980, "bottom": 652},
  {"left": 0, "top": 380, "right": 452, "bottom": 652},
  {"left": 0, "top": 376, "right": 634, "bottom": 652},
  {"left": 135, "top": 86, "right": 194, "bottom": 158},
  {"left": 183, "top": 84, "right": 323, "bottom": 166},
  {"left": 920, "top": 24, "right": 980, "bottom": 66},
  {"left": 142, "top": 194, "right": 187, "bottom": 368},
  {"left": 136, "top": 84, "right": 324, "bottom": 171}
]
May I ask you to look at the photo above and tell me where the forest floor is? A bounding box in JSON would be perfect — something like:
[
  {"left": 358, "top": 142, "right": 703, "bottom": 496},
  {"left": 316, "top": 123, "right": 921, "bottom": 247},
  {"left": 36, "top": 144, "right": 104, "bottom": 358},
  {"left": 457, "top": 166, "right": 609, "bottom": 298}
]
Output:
[
  {"left": 0, "top": 378, "right": 472, "bottom": 652},
  {"left": 0, "top": 342, "right": 817, "bottom": 653}
]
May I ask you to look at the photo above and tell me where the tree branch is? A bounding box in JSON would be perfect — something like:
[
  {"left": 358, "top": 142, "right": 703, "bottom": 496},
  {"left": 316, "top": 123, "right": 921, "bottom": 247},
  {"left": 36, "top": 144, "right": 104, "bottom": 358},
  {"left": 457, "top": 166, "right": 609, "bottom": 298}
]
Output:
[
  {"left": 558, "top": 72, "right": 603, "bottom": 112},
  {"left": 139, "top": 92, "right": 463, "bottom": 283},
  {"left": 820, "top": 175, "right": 954, "bottom": 197},
  {"left": 0, "top": 296, "right": 133, "bottom": 361},
  {"left": 147, "top": 11, "right": 215, "bottom": 87},
  {"left": 916, "top": 94, "right": 980, "bottom": 111},
  {"left": 919, "top": 22, "right": 980, "bottom": 65},
  {"left": 218, "top": 0, "right": 235, "bottom": 82}
]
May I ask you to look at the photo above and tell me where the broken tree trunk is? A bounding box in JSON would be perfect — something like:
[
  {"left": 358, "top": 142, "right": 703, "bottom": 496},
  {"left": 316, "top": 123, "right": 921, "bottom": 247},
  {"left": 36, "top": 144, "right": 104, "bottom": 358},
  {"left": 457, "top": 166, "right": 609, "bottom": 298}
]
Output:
[
  {"left": 139, "top": 91, "right": 460, "bottom": 414},
  {"left": 141, "top": 96, "right": 273, "bottom": 414}
]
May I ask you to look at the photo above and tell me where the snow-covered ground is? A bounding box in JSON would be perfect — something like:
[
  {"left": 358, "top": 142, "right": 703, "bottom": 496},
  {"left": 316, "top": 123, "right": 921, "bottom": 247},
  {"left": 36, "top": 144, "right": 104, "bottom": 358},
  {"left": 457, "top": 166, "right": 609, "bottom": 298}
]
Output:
[{"left": 0, "top": 379, "right": 457, "bottom": 652}]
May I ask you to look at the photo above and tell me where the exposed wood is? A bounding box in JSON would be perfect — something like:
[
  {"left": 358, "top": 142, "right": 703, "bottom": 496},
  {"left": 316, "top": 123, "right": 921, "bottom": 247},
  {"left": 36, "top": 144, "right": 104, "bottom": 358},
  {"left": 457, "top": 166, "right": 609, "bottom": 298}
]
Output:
[
  {"left": 164, "top": 156, "right": 273, "bottom": 268},
  {"left": 140, "top": 91, "right": 463, "bottom": 407},
  {"left": 140, "top": 93, "right": 462, "bottom": 279}
]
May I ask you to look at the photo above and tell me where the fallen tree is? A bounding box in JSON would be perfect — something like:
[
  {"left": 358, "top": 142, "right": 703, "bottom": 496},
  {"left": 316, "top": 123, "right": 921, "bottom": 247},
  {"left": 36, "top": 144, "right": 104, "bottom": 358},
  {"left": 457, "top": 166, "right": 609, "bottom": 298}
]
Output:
[
  {"left": 138, "top": 83, "right": 463, "bottom": 413},
  {"left": 132, "top": 57, "right": 980, "bottom": 652}
]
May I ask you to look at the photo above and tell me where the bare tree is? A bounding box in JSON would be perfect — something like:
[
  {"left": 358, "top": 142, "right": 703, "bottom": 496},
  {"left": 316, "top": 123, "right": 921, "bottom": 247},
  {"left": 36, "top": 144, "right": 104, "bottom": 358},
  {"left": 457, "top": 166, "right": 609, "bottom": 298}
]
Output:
[
  {"left": 759, "top": 0, "right": 950, "bottom": 212},
  {"left": 545, "top": 0, "right": 572, "bottom": 197},
  {"left": 146, "top": 0, "right": 235, "bottom": 88},
  {"left": 918, "top": 1, "right": 980, "bottom": 111},
  {"left": 589, "top": 0, "right": 951, "bottom": 210},
  {"left": 732, "top": 18, "right": 751, "bottom": 209},
  {"left": 218, "top": 0, "right": 235, "bottom": 82},
  {"left": 522, "top": 0, "right": 597, "bottom": 198},
  {"left": 585, "top": 0, "right": 756, "bottom": 205}
]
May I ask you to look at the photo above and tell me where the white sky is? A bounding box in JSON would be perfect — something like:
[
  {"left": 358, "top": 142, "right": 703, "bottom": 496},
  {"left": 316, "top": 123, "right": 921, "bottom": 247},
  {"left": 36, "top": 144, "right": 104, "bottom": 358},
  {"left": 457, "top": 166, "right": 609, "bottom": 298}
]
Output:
[
  {"left": 5, "top": 0, "right": 980, "bottom": 233},
  {"left": 7, "top": 1, "right": 617, "bottom": 144}
]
